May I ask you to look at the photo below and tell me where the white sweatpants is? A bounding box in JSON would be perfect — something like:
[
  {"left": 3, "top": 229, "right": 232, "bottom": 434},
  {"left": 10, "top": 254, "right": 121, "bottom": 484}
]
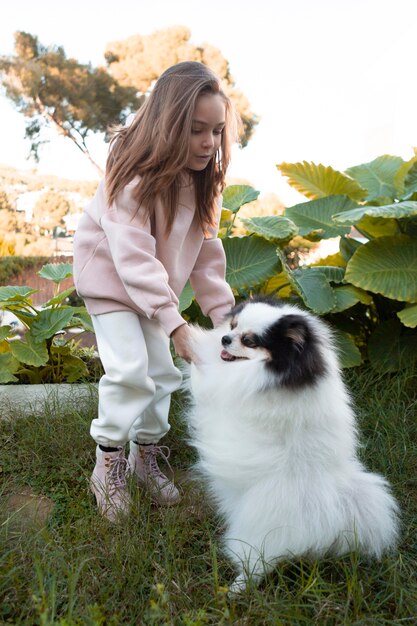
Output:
[{"left": 90, "top": 311, "right": 183, "bottom": 447}]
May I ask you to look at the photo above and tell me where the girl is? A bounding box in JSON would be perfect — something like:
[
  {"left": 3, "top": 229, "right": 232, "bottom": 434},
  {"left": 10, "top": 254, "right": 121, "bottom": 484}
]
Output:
[{"left": 73, "top": 61, "right": 239, "bottom": 522}]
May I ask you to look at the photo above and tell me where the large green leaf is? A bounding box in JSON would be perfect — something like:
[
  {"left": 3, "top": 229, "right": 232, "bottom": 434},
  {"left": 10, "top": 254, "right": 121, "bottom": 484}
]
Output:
[
  {"left": 0, "top": 286, "right": 37, "bottom": 304},
  {"left": 9, "top": 334, "right": 49, "bottom": 366},
  {"left": 402, "top": 160, "right": 417, "bottom": 199},
  {"left": 345, "top": 236, "right": 417, "bottom": 302},
  {"left": 70, "top": 308, "right": 94, "bottom": 332},
  {"left": 277, "top": 161, "right": 367, "bottom": 200},
  {"left": 332, "top": 285, "right": 372, "bottom": 312},
  {"left": 345, "top": 155, "right": 404, "bottom": 201},
  {"left": 333, "top": 330, "right": 363, "bottom": 368},
  {"left": 61, "top": 355, "right": 90, "bottom": 383},
  {"left": 263, "top": 272, "right": 292, "bottom": 298},
  {"left": 179, "top": 281, "right": 195, "bottom": 313},
  {"left": 222, "top": 185, "right": 260, "bottom": 213},
  {"left": 4, "top": 310, "right": 35, "bottom": 328},
  {"left": 332, "top": 201, "right": 417, "bottom": 225},
  {"left": 241, "top": 215, "right": 298, "bottom": 241},
  {"left": 0, "top": 325, "right": 11, "bottom": 341},
  {"left": 368, "top": 319, "right": 417, "bottom": 372},
  {"left": 285, "top": 195, "right": 357, "bottom": 239},
  {"left": 289, "top": 267, "right": 336, "bottom": 314},
  {"left": 44, "top": 286, "right": 76, "bottom": 307},
  {"left": 307, "top": 266, "right": 345, "bottom": 283},
  {"left": 353, "top": 215, "right": 399, "bottom": 238},
  {"left": 223, "top": 236, "right": 280, "bottom": 289},
  {"left": 30, "top": 308, "right": 75, "bottom": 342},
  {"left": 397, "top": 304, "right": 417, "bottom": 328},
  {"left": 37, "top": 263, "right": 73, "bottom": 283},
  {"left": 339, "top": 236, "right": 363, "bottom": 263},
  {"left": 394, "top": 155, "right": 417, "bottom": 198},
  {"left": 0, "top": 352, "right": 19, "bottom": 383}
]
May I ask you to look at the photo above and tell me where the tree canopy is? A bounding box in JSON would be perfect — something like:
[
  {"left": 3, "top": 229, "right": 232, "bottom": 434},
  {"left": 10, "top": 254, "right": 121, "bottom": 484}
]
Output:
[
  {"left": 0, "top": 28, "right": 258, "bottom": 173},
  {"left": 105, "top": 26, "right": 258, "bottom": 146},
  {"left": 0, "top": 32, "right": 140, "bottom": 174},
  {"left": 32, "top": 190, "right": 72, "bottom": 236}
]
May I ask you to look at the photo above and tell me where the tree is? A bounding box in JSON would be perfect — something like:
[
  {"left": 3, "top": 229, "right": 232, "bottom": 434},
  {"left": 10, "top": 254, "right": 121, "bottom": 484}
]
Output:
[
  {"left": 0, "top": 29, "right": 258, "bottom": 173},
  {"left": 32, "top": 190, "right": 70, "bottom": 236},
  {"left": 0, "top": 32, "right": 140, "bottom": 175},
  {"left": 105, "top": 26, "right": 258, "bottom": 146},
  {"left": 0, "top": 188, "right": 17, "bottom": 255},
  {"left": 0, "top": 188, "right": 17, "bottom": 234},
  {"left": 0, "top": 188, "right": 12, "bottom": 211},
  {"left": 0, "top": 207, "right": 17, "bottom": 235}
]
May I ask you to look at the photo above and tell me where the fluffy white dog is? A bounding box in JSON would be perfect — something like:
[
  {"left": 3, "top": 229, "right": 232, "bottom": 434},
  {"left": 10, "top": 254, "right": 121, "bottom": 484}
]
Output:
[{"left": 185, "top": 297, "right": 399, "bottom": 593}]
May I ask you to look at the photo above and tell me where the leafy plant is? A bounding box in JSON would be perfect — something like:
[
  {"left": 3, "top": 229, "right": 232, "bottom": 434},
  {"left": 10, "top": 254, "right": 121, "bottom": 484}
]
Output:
[
  {"left": 181, "top": 159, "right": 417, "bottom": 371},
  {"left": 276, "top": 156, "right": 417, "bottom": 371},
  {"left": 0, "top": 263, "right": 97, "bottom": 383}
]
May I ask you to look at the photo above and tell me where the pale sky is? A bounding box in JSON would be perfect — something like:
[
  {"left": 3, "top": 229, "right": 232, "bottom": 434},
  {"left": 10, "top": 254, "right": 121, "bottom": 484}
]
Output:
[{"left": 1, "top": 0, "right": 416, "bottom": 205}]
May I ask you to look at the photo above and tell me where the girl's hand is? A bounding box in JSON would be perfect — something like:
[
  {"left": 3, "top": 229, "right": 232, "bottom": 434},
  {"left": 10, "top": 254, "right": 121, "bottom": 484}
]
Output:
[{"left": 171, "top": 324, "right": 195, "bottom": 363}]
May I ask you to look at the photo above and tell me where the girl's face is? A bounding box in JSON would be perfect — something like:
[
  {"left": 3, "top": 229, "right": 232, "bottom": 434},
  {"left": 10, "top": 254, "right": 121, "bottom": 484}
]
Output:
[{"left": 187, "top": 93, "right": 226, "bottom": 171}]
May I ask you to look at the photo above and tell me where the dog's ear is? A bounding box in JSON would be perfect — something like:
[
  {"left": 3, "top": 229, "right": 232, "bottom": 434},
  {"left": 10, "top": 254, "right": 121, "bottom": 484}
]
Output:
[{"left": 284, "top": 316, "right": 309, "bottom": 351}]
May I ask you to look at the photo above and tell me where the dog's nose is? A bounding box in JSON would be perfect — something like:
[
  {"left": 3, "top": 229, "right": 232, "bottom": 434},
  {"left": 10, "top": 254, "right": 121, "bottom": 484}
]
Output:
[{"left": 222, "top": 335, "right": 232, "bottom": 346}]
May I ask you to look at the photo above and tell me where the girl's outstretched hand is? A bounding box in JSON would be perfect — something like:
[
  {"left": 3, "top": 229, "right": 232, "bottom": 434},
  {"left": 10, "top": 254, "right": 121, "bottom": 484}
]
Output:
[{"left": 171, "top": 324, "right": 195, "bottom": 363}]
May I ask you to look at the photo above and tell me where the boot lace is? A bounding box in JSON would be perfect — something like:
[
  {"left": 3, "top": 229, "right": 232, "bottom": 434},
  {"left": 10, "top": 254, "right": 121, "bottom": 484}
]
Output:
[
  {"left": 143, "top": 445, "right": 173, "bottom": 480},
  {"left": 105, "top": 452, "right": 128, "bottom": 493}
]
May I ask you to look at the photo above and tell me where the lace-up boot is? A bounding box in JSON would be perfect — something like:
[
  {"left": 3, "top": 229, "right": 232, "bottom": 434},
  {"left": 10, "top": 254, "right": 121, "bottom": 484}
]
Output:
[
  {"left": 128, "top": 442, "right": 181, "bottom": 506},
  {"left": 90, "top": 446, "right": 131, "bottom": 522}
]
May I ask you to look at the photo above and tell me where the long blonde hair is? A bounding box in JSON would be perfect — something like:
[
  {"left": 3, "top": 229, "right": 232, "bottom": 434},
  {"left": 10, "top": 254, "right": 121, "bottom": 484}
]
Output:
[{"left": 106, "top": 61, "right": 240, "bottom": 233}]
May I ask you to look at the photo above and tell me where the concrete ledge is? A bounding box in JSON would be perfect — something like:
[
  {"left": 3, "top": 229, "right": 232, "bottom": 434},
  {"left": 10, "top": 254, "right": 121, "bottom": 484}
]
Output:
[{"left": 0, "top": 383, "right": 98, "bottom": 418}]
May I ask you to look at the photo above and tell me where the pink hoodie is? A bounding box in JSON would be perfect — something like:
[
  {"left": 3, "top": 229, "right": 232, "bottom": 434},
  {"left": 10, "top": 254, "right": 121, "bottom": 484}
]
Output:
[{"left": 73, "top": 178, "right": 234, "bottom": 336}]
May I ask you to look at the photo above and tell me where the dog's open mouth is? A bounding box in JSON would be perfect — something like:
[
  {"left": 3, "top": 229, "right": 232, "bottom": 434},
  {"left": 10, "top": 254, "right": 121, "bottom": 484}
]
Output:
[{"left": 221, "top": 350, "right": 247, "bottom": 362}]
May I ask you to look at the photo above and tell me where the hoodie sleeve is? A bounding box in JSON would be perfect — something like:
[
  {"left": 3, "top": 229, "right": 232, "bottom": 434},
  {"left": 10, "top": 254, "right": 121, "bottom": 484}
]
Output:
[
  {"left": 99, "top": 183, "right": 186, "bottom": 336},
  {"left": 189, "top": 197, "right": 235, "bottom": 326}
]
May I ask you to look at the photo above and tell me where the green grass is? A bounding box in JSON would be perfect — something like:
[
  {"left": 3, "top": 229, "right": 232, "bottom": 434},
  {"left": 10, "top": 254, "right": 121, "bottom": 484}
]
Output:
[{"left": 0, "top": 367, "right": 416, "bottom": 625}]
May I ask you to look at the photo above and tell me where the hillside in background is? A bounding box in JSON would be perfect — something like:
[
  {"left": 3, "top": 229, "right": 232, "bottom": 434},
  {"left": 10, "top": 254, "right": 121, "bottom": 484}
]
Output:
[
  {"left": 0, "top": 164, "right": 98, "bottom": 201},
  {"left": 0, "top": 164, "right": 98, "bottom": 256}
]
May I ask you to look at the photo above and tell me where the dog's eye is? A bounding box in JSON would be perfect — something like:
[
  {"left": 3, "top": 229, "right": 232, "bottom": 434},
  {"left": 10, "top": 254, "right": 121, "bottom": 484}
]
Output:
[
  {"left": 230, "top": 320, "right": 237, "bottom": 330},
  {"left": 241, "top": 334, "right": 257, "bottom": 348}
]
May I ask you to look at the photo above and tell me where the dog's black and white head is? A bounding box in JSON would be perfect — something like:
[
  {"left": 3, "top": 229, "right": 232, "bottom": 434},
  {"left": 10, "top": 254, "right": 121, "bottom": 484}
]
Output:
[{"left": 220, "top": 297, "right": 329, "bottom": 389}]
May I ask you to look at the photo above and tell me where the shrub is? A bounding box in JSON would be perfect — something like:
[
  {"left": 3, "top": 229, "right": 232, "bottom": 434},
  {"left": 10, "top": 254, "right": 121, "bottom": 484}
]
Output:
[
  {"left": 0, "top": 263, "right": 99, "bottom": 383},
  {"left": 0, "top": 256, "right": 50, "bottom": 284},
  {"left": 181, "top": 156, "right": 417, "bottom": 371}
]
